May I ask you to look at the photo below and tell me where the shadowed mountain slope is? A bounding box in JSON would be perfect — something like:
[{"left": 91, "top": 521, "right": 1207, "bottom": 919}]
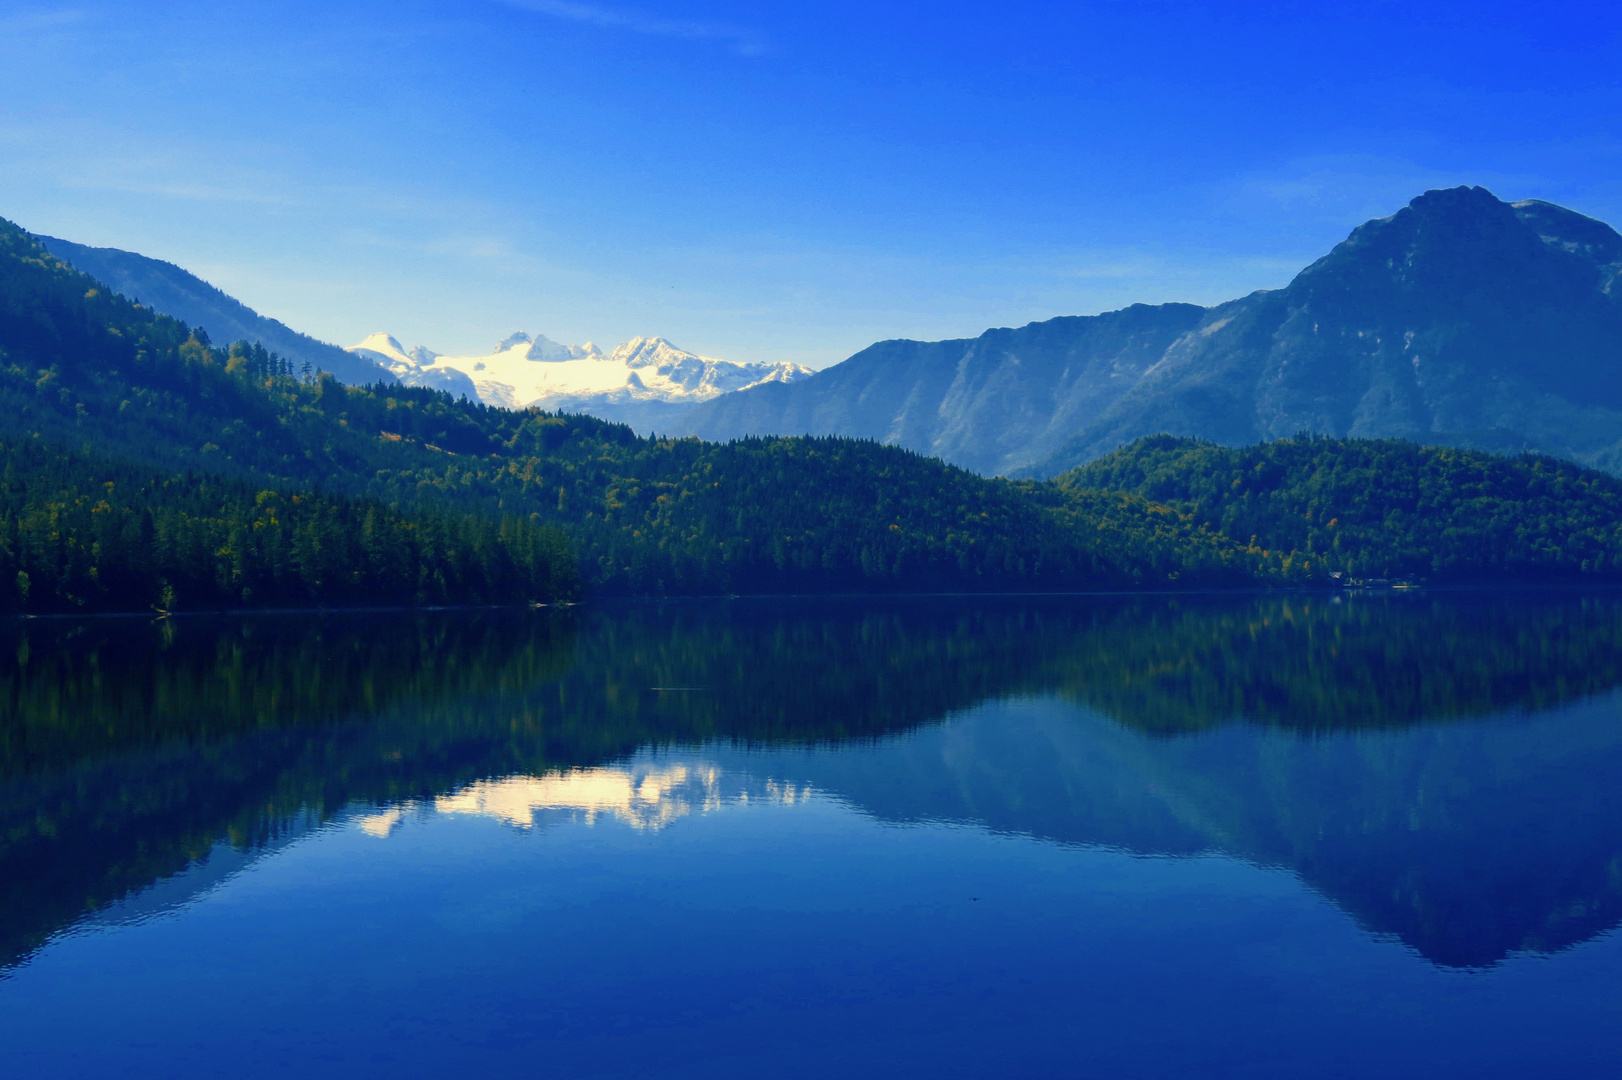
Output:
[
  {"left": 1031, "top": 187, "right": 1622, "bottom": 475},
  {"left": 677, "top": 303, "right": 1206, "bottom": 475},
  {"left": 0, "top": 216, "right": 1281, "bottom": 603},
  {"left": 673, "top": 188, "right": 1622, "bottom": 478},
  {"left": 33, "top": 235, "right": 391, "bottom": 388}
]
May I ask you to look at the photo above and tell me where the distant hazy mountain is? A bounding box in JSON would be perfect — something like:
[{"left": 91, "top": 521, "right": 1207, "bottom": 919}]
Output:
[
  {"left": 352, "top": 331, "right": 812, "bottom": 429},
  {"left": 676, "top": 303, "right": 1206, "bottom": 475},
  {"left": 672, "top": 187, "right": 1622, "bottom": 477},
  {"left": 345, "top": 334, "right": 482, "bottom": 399},
  {"left": 33, "top": 235, "right": 392, "bottom": 388}
]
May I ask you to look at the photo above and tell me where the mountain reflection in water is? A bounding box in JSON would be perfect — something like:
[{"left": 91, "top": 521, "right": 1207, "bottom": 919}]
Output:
[
  {"left": 3, "top": 592, "right": 1622, "bottom": 973},
  {"left": 356, "top": 765, "right": 812, "bottom": 835}
]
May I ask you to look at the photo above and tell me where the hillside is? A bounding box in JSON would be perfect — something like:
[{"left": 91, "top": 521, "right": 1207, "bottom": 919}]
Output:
[
  {"left": 669, "top": 187, "right": 1622, "bottom": 478},
  {"left": 0, "top": 215, "right": 1269, "bottom": 606},
  {"left": 29, "top": 229, "right": 810, "bottom": 434},
  {"left": 40, "top": 187, "right": 1622, "bottom": 482},
  {"left": 1033, "top": 187, "right": 1622, "bottom": 475},
  {"left": 32, "top": 234, "right": 392, "bottom": 388},
  {"left": 1064, "top": 435, "right": 1622, "bottom": 581},
  {"left": 678, "top": 303, "right": 1205, "bottom": 475},
  {"left": 11, "top": 211, "right": 1621, "bottom": 607},
  {"left": 0, "top": 438, "right": 575, "bottom": 612}
]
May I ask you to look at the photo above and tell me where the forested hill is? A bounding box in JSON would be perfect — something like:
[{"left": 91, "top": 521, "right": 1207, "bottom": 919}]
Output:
[
  {"left": 8, "top": 212, "right": 1621, "bottom": 611},
  {"left": 0, "top": 216, "right": 1277, "bottom": 610},
  {"left": 1, "top": 438, "right": 576, "bottom": 612},
  {"left": 1064, "top": 435, "right": 1622, "bottom": 581},
  {"left": 32, "top": 234, "right": 391, "bottom": 388}
]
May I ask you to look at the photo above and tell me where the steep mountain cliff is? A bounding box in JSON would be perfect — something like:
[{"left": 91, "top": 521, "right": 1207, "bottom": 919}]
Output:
[{"left": 674, "top": 187, "right": 1622, "bottom": 477}]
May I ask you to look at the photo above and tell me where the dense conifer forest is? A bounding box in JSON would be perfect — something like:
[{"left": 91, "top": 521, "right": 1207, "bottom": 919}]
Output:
[
  {"left": 4, "top": 214, "right": 1622, "bottom": 612},
  {"left": 1065, "top": 435, "right": 1622, "bottom": 581},
  {"left": 0, "top": 438, "right": 575, "bottom": 612},
  {"left": 0, "top": 218, "right": 1276, "bottom": 609}
]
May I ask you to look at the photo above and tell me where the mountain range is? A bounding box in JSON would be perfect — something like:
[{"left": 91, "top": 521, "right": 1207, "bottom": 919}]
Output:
[
  {"left": 28, "top": 233, "right": 812, "bottom": 434},
  {"left": 667, "top": 187, "right": 1622, "bottom": 476},
  {"left": 350, "top": 331, "right": 811, "bottom": 429},
  {"left": 6, "top": 208, "right": 1622, "bottom": 611},
  {"left": 31, "top": 186, "right": 1622, "bottom": 479}
]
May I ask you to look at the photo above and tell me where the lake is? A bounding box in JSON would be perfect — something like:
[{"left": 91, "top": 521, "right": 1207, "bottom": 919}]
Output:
[{"left": 3, "top": 592, "right": 1622, "bottom": 1078}]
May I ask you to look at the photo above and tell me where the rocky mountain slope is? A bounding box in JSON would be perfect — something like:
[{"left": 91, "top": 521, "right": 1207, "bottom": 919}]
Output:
[
  {"left": 352, "top": 331, "right": 811, "bottom": 430},
  {"left": 1031, "top": 186, "right": 1622, "bottom": 476},
  {"left": 676, "top": 303, "right": 1205, "bottom": 475},
  {"left": 32, "top": 235, "right": 392, "bottom": 388},
  {"left": 672, "top": 187, "right": 1622, "bottom": 477}
]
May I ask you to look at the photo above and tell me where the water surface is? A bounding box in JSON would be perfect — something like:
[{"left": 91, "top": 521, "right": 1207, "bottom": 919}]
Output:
[{"left": 3, "top": 593, "right": 1622, "bottom": 1077}]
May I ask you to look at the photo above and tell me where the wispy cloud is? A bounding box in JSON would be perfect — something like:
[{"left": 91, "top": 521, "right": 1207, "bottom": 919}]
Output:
[
  {"left": 1216, "top": 154, "right": 1465, "bottom": 224},
  {"left": 0, "top": 8, "right": 85, "bottom": 34},
  {"left": 0, "top": 118, "right": 301, "bottom": 207},
  {"left": 499, "top": 0, "right": 768, "bottom": 56}
]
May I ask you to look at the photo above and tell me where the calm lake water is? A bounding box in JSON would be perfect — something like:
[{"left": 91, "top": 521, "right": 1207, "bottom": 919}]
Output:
[{"left": 3, "top": 593, "right": 1622, "bottom": 1078}]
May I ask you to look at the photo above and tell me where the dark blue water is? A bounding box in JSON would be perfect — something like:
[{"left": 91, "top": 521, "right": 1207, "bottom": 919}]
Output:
[{"left": 3, "top": 594, "right": 1622, "bottom": 1077}]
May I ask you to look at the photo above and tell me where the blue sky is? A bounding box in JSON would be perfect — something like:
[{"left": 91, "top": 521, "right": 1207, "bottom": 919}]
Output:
[{"left": 2, "top": 0, "right": 1619, "bottom": 366}]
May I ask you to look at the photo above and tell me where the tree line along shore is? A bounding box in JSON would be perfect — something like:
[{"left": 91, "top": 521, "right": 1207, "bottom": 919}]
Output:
[{"left": 4, "top": 217, "right": 1621, "bottom": 613}]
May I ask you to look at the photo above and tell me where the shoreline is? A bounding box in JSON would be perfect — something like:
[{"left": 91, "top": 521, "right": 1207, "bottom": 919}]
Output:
[{"left": 10, "top": 581, "right": 1622, "bottom": 621}]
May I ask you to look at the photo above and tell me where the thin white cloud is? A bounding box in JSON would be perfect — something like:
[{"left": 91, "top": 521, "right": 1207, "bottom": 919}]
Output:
[
  {"left": 1215, "top": 154, "right": 1466, "bottom": 223},
  {"left": 0, "top": 8, "right": 84, "bottom": 34},
  {"left": 0, "top": 119, "right": 299, "bottom": 207},
  {"left": 499, "top": 0, "right": 768, "bottom": 56}
]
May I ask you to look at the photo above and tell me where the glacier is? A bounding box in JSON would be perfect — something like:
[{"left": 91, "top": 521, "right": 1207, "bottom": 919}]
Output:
[{"left": 350, "top": 331, "right": 812, "bottom": 419}]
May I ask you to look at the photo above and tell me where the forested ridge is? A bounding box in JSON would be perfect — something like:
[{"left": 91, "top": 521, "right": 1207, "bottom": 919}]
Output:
[
  {"left": 1065, "top": 435, "right": 1622, "bottom": 581},
  {"left": 0, "top": 438, "right": 575, "bottom": 611},
  {"left": 0, "top": 217, "right": 1280, "bottom": 610},
  {"left": 5, "top": 213, "right": 1621, "bottom": 612}
]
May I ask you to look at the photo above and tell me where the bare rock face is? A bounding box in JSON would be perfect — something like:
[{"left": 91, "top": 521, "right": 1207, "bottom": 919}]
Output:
[{"left": 673, "top": 187, "right": 1622, "bottom": 477}]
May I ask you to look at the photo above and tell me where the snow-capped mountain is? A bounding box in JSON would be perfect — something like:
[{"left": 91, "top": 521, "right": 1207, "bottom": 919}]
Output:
[{"left": 349, "top": 331, "right": 812, "bottom": 416}]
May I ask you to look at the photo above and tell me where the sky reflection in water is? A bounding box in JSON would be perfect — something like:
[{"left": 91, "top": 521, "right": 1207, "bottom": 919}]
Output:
[{"left": 3, "top": 594, "right": 1622, "bottom": 1077}]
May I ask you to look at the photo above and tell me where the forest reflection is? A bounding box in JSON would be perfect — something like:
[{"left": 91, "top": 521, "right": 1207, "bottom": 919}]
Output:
[{"left": 4, "top": 590, "right": 1622, "bottom": 972}]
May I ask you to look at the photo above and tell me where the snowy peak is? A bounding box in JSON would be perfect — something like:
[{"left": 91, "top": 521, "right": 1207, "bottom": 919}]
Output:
[
  {"left": 601, "top": 336, "right": 810, "bottom": 397},
  {"left": 492, "top": 331, "right": 604, "bottom": 363},
  {"left": 352, "top": 332, "right": 411, "bottom": 365},
  {"left": 527, "top": 334, "right": 602, "bottom": 362},
  {"left": 350, "top": 332, "right": 478, "bottom": 399},
  {"left": 353, "top": 332, "right": 450, "bottom": 377},
  {"left": 347, "top": 330, "right": 813, "bottom": 413},
  {"left": 610, "top": 336, "right": 703, "bottom": 369},
  {"left": 352, "top": 331, "right": 444, "bottom": 370}
]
